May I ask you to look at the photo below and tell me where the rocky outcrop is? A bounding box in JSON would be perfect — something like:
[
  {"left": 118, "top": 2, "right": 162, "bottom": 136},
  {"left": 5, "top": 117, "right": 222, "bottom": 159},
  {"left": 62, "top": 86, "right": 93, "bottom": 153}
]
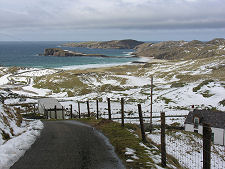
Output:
[
  {"left": 62, "top": 39, "right": 144, "bottom": 49},
  {"left": 133, "top": 38, "right": 225, "bottom": 60},
  {"left": 43, "top": 48, "right": 107, "bottom": 57}
]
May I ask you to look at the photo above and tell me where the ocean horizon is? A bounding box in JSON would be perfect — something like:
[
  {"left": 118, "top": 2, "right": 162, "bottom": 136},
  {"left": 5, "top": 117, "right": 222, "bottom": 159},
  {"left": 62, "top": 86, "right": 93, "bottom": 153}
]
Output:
[{"left": 0, "top": 41, "right": 141, "bottom": 69}]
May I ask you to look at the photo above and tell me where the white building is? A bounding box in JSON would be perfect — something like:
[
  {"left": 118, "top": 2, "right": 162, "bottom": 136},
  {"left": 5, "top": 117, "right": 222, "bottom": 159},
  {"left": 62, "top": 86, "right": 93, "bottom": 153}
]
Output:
[
  {"left": 184, "top": 109, "right": 225, "bottom": 145},
  {"left": 38, "top": 98, "right": 64, "bottom": 119}
]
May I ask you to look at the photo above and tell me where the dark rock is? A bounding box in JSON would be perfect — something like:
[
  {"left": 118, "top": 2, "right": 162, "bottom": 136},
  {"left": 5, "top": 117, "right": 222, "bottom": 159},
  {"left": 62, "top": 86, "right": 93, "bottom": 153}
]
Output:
[
  {"left": 43, "top": 48, "right": 108, "bottom": 57},
  {"left": 43, "top": 48, "right": 133, "bottom": 58}
]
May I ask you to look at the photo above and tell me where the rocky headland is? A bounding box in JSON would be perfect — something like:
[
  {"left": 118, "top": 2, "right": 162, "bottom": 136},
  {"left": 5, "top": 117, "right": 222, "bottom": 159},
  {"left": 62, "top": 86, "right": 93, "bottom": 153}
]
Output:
[
  {"left": 62, "top": 39, "right": 144, "bottom": 49},
  {"left": 133, "top": 38, "right": 225, "bottom": 60},
  {"left": 43, "top": 48, "right": 107, "bottom": 57}
]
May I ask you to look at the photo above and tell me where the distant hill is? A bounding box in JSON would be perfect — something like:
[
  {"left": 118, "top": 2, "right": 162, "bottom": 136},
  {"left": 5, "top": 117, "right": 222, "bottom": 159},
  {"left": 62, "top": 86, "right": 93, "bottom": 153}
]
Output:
[
  {"left": 133, "top": 38, "right": 225, "bottom": 60},
  {"left": 62, "top": 39, "right": 144, "bottom": 49}
]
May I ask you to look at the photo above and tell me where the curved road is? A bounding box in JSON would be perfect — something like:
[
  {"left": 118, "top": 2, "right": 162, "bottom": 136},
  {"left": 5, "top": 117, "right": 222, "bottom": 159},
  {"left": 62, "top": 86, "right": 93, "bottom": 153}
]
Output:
[{"left": 11, "top": 120, "right": 125, "bottom": 169}]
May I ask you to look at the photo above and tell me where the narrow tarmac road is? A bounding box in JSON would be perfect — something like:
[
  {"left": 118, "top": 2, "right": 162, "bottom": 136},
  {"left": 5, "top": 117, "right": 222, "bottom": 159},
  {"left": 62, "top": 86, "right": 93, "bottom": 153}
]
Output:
[{"left": 11, "top": 120, "right": 125, "bottom": 169}]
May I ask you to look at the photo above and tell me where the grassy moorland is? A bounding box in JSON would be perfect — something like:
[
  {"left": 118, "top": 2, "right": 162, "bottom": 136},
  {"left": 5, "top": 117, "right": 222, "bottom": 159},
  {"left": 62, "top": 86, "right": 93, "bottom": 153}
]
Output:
[
  {"left": 1, "top": 54, "right": 224, "bottom": 127},
  {"left": 32, "top": 55, "right": 225, "bottom": 109}
]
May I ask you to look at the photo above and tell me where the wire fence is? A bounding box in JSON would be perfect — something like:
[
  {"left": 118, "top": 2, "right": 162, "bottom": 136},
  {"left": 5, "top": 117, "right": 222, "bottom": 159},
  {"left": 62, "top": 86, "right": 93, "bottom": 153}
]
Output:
[
  {"left": 148, "top": 119, "right": 225, "bottom": 169},
  {"left": 64, "top": 99, "right": 186, "bottom": 123},
  {"left": 66, "top": 99, "right": 224, "bottom": 169},
  {"left": 13, "top": 98, "right": 224, "bottom": 169}
]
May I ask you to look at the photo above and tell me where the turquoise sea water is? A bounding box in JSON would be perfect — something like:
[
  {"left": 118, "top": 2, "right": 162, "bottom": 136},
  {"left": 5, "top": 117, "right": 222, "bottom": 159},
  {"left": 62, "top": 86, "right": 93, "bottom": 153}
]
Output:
[{"left": 0, "top": 41, "right": 139, "bottom": 68}]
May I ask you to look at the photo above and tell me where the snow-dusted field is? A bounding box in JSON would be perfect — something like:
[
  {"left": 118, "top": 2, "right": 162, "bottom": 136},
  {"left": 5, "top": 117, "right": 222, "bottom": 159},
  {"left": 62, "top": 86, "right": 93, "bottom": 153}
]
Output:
[{"left": 1, "top": 56, "right": 225, "bottom": 126}]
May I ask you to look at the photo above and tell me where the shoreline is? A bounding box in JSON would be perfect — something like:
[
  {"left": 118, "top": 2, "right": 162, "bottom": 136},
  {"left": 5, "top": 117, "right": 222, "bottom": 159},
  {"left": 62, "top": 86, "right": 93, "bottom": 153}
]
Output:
[
  {"left": 0, "top": 56, "right": 163, "bottom": 71},
  {"left": 0, "top": 57, "right": 167, "bottom": 71}
]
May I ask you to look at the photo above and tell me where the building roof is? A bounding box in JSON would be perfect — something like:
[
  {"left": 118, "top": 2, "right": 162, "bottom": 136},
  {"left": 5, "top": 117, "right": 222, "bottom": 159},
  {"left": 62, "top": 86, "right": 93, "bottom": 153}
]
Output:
[
  {"left": 38, "top": 98, "right": 62, "bottom": 110},
  {"left": 184, "top": 109, "right": 225, "bottom": 129}
]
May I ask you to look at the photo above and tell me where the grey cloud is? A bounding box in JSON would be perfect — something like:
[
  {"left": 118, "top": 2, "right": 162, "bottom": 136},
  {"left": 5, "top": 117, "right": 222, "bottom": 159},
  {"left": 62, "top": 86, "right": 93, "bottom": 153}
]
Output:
[{"left": 0, "top": 0, "right": 225, "bottom": 41}]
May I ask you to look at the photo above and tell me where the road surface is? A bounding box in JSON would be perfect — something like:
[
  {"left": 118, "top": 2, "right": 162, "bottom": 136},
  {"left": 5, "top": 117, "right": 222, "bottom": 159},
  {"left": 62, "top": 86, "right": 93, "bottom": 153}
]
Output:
[{"left": 11, "top": 120, "right": 125, "bottom": 169}]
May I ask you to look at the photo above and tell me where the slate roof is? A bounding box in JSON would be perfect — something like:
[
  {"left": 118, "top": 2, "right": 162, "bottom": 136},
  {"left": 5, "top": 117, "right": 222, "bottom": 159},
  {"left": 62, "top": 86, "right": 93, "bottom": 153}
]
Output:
[
  {"left": 38, "top": 98, "right": 62, "bottom": 110},
  {"left": 184, "top": 109, "right": 225, "bottom": 129}
]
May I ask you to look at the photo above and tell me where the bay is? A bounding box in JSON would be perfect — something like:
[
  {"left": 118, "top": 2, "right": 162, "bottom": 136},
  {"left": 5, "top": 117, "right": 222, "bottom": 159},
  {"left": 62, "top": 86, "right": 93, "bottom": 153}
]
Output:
[{"left": 0, "top": 41, "right": 138, "bottom": 68}]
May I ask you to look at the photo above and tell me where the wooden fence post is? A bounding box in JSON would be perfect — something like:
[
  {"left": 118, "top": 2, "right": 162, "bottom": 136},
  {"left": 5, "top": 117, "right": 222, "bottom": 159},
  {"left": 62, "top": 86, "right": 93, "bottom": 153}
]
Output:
[
  {"left": 121, "top": 98, "right": 124, "bottom": 127},
  {"left": 33, "top": 104, "right": 36, "bottom": 114},
  {"left": 107, "top": 98, "right": 111, "bottom": 120},
  {"left": 138, "top": 104, "right": 146, "bottom": 142},
  {"left": 45, "top": 109, "right": 48, "bottom": 119},
  {"left": 87, "top": 101, "right": 90, "bottom": 117},
  {"left": 96, "top": 100, "right": 99, "bottom": 119},
  {"left": 54, "top": 105, "right": 57, "bottom": 119},
  {"left": 62, "top": 106, "right": 64, "bottom": 120},
  {"left": 78, "top": 102, "right": 81, "bottom": 119},
  {"left": 161, "top": 112, "right": 166, "bottom": 167},
  {"left": 70, "top": 104, "right": 73, "bottom": 119},
  {"left": 1, "top": 96, "right": 5, "bottom": 104},
  {"left": 203, "top": 123, "right": 211, "bottom": 169},
  {"left": 150, "top": 76, "right": 153, "bottom": 133}
]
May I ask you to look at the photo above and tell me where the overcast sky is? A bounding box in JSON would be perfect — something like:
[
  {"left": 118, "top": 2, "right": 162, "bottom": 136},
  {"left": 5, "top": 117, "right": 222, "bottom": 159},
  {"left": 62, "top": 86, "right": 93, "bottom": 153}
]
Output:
[{"left": 0, "top": 0, "right": 225, "bottom": 41}]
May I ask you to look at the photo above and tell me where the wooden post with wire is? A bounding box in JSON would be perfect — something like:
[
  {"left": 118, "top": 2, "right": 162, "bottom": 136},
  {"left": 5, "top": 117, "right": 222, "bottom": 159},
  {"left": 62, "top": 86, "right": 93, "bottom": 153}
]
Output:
[
  {"left": 55, "top": 105, "right": 57, "bottom": 119},
  {"left": 45, "top": 109, "right": 48, "bottom": 119},
  {"left": 161, "top": 112, "right": 166, "bottom": 167},
  {"left": 96, "top": 100, "right": 99, "bottom": 119},
  {"left": 33, "top": 104, "right": 36, "bottom": 114},
  {"left": 70, "top": 104, "right": 73, "bottom": 119},
  {"left": 78, "top": 102, "right": 81, "bottom": 119},
  {"left": 203, "top": 123, "right": 211, "bottom": 169},
  {"left": 87, "top": 101, "right": 90, "bottom": 117},
  {"left": 150, "top": 76, "right": 153, "bottom": 133},
  {"left": 121, "top": 98, "right": 125, "bottom": 127},
  {"left": 107, "top": 98, "right": 111, "bottom": 120},
  {"left": 62, "top": 106, "right": 64, "bottom": 120},
  {"left": 138, "top": 104, "right": 146, "bottom": 142}
]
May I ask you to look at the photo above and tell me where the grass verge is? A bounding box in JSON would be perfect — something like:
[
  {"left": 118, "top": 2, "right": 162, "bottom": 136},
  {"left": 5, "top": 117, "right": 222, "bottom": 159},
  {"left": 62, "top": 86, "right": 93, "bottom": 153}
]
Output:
[{"left": 77, "top": 118, "right": 179, "bottom": 169}]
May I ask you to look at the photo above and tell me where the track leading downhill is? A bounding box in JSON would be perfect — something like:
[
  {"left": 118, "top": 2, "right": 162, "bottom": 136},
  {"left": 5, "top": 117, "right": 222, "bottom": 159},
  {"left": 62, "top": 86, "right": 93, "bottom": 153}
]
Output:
[{"left": 10, "top": 120, "right": 125, "bottom": 169}]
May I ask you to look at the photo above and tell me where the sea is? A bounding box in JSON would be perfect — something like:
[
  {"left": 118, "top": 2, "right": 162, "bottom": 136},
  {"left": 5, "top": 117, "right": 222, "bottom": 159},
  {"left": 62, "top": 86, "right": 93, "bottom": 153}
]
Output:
[{"left": 0, "top": 41, "right": 141, "bottom": 69}]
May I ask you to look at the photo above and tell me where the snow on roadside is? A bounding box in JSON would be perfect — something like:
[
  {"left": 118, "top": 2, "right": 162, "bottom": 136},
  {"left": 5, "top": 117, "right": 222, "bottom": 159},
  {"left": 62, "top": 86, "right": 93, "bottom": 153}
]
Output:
[
  {"left": 0, "top": 104, "right": 44, "bottom": 169},
  {"left": 0, "top": 120, "right": 43, "bottom": 169}
]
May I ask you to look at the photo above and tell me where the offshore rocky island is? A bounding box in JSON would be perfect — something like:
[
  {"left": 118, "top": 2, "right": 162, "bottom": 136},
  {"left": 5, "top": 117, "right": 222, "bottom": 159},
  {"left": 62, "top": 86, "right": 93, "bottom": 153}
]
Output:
[
  {"left": 43, "top": 48, "right": 108, "bottom": 57},
  {"left": 43, "top": 39, "right": 144, "bottom": 57}
]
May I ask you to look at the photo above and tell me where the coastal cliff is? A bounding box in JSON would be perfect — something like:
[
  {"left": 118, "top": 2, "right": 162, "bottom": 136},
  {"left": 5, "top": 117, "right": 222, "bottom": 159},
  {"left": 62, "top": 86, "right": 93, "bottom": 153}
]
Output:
[
  {"left": 133, "top": 38, "right": 225, "bottom": 60},
  {"left": 44, "top": 48, "right": 106, "bottom": 57},
  {"left": 62, "top": 39, "right": 144, "bottom": 49}
]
